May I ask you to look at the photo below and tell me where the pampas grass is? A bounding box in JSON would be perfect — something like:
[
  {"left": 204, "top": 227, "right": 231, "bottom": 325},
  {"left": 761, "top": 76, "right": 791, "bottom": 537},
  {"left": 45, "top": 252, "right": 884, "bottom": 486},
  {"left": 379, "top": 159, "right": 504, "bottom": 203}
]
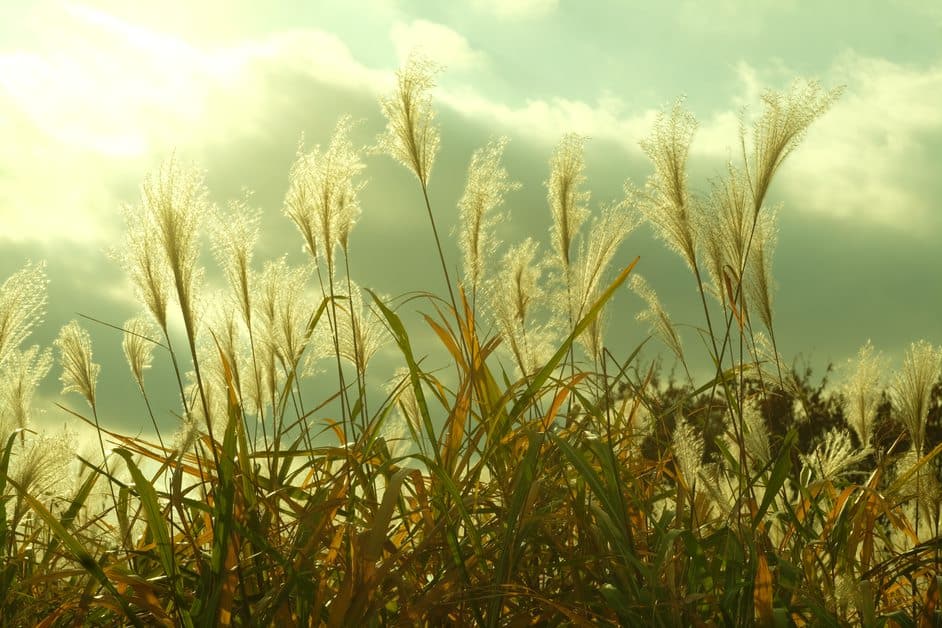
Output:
[{"left": 1, "top": 58, "right": 941, "bottom": 627}]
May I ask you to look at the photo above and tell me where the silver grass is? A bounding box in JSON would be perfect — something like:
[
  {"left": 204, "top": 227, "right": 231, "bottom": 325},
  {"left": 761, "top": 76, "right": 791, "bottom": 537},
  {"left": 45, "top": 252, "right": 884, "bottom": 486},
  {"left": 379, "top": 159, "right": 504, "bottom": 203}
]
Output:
[
  {"left": 210, "top": 196, "right": 261, "bottom": 327},
  {"left": 54, "top": 321, "right": 100, "bottom": 410},
  {"left": 743, "top": 80, "right": 842, "bottom": 211},
  {"left": 119, "top": 206, "right": 171, "bottom": 332},
  {"left": 183, "top": 361, "right": 228, "bottom": 436},
  {"left": 0, "top": 261, "right": 48, "bottom": 369},
  {"left": 0, "top": 345, "right": 52, "bottom": 438},
  {"left": 376, "top": 55, "right": 441, "bottom": 188},
  {"left": 383, "top": 367, "right": 421, "bottom": 449},
  {"left": 800, "top": 428, "right": 870, "bottom": 483},
  {"left": 285, "top": 116, "right": 365, "bottom": 270},
  {"left": 672, "top": 416, "right": 703, "bottom": 489},
  {"left": 122, "top": 315, "right": 159, "bottom": 389},
  {"left": 570, "top": 198, "right": 640, "bottom": 359},
  {"left": 893, "top": 449, "right": 941, "bottom": 537},
  {"left": 9, "top": 429, "right": 73, "bottom": 503},
  {"left": 336, "top": 282, "right": 390, "bottom": 374},
  {"left": 546, "top": 133, "right": 590, "bottom": 271},
  {"left": 742, "top": 400, "right": 772, "bottom": 470},
  {"left": 698, "top": 462, "right": 737, "bottom": 520},
  {"left": 487, "top": 238, "right": 554, "bottom": 376},
  {"left": 458, "top": 137, "right": 520, "bottom": 296},
  {"left": 841, "top": 340, "right": 885, "bottom": 449},
  {"left": 203, "top": 297, "right": 245, "bottom": 398},
  {"left": 892, "top": 340, "right": 942, "bottom": 455},
  {"left": 699, "top": 164, "right": 750, "bottom": 302},
  {"left": 630, "top": 274, "right": 684, "bottom": 364},
  {"left": 639, "top": 99, "right": 699, "bottom": 271},
  {"left": 745, "top": 206, "right": 778, "bottom": 333},
  {"left": 137, "top": 158, "right": 209, "bottom": 329},
  {"left": 256, "top": 258, "right": 320, "bottom": 373}
]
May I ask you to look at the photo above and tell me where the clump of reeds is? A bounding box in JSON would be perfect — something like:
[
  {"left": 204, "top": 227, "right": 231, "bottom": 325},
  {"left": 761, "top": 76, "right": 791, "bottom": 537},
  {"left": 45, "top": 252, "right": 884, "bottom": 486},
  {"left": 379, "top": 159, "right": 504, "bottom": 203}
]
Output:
[{"left": 2, "top": 58, "right": 941, "bottom": 628}]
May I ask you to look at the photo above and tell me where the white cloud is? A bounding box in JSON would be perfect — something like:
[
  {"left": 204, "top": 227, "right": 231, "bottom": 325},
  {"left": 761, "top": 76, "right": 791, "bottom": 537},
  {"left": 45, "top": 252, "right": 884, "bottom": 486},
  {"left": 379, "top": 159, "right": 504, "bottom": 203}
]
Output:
[
  {"left": 0, "top": 4, "right": 386, "bottom": 245},
  {"left": 439, "top": 86, "right": 657, "bottom": 154},
  {"left": 390, "top": 20, "right": 485, "bottom": 70},
  {"left": 471, "top": 0, "right": 558, "bottom": 19},
  {"left": 674, "top": 55, "right": 942, "bottom": 232},
  {"left": 773, "top": 53, "right": 942, "bottom": 229}
]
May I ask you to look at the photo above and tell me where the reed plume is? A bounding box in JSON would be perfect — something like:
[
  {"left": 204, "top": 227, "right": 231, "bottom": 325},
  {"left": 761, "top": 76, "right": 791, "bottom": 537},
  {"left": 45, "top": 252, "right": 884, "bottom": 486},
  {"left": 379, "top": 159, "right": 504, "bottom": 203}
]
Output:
[
  {"left": 54, "top": 320, "right": 100, "bottom": 411},
  {"left": 892, "top": 340, "right": 942, "bottom": 454},
  {"left": 0, "top": 261, "right": 48, "bottom": 369},
  {"left": 0, "top": 345, "right": 52, "bottom": 438},
  {"left": 458, "top": 136, "right": 519, "bottom": 297},
  {"left": 376, "top": 55, "right": 441, "bottom": 188},
  {"left": 639, "top": 99, "right": 698, "bottom": 272}
]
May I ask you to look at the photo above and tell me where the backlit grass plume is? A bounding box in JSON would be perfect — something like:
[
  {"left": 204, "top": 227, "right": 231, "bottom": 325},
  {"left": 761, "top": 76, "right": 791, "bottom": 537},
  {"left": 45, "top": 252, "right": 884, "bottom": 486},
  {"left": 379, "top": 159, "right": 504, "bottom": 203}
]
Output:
[
  {"left": 487, "top": 237, "right": 553, "bottom": 376},
  {"left": 137, "top": 158, "right": 209, "bottom": 330},
  {"left": 285, "top": 115, "right": 365, "bottom": 272},
  {"left": 377, "top": 54, "right": 441, "bottom": 188},
  {"left": 639, "top": 99, "right": 698, "bottom": 272},
  {"left": 546, "top": 133, "right": 589, "bottom": 272},
  {"left": 8, "top": 59, "right": 942, "bottom": 626},
  {"left": 54, "top": 320, "right": 100, "bottom": 412},
  {"left": 0, "top": 261, "right": 48, "bottom": 368},
  {"left": 841, "top": 340, "right": 885, "bottom": 449},
  {"left": 210, "top": 195, "right": 261, "bottom": 327},
  {"left": 458, "top": 136, "right": 519, "bottom": 297},
  {"left": 892, "top": 339, "right": 942, "bottom": 454},
  {"left": 0, "top": 345, "right": 52, "bottom": 437},
  {"left": 743, "top": 80, "right": 843, "bottom": 212}
]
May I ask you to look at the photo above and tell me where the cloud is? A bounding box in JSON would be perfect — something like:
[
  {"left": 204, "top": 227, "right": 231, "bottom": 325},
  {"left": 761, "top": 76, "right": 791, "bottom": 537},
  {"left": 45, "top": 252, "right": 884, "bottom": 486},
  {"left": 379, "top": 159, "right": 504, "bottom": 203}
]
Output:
[
  {"left": 0, "top": 4, "right": 385, "bottom": 245},
  {"left": 772, "top": 53, "right": 942, "bottom": 230},
  {"left": 668, "top": 55, "right": 942, "bottom": 232},
  {"left": 390, "top": 20, "right": 485, "bottom": 70},
  {"left": 471, "top": 0, "right": 558, "bottom": 20},
  {"left": 439, "top": 86, "right": 657, "bottom": 154}
]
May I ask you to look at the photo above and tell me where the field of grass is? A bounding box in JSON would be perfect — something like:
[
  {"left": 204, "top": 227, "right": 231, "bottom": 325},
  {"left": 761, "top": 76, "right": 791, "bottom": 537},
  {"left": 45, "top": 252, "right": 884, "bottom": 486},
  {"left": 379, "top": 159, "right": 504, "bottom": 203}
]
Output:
[{"left": 1, "top": 56, "right": 941, "bottom": 626}]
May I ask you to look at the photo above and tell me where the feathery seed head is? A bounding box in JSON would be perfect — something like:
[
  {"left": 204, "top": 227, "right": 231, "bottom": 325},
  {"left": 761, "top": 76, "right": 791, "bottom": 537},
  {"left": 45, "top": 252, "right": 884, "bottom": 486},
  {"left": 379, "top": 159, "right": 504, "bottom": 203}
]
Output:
[
  {"left": 570, "top": 200, "right": 639, "bottom": 358},
  {"left": 122, "top": 158, "right": 208, "bottom": 331},
  {"left": 800, "top": 428, "right": 870, "bottom": 483},
  {"left": 285, "top": 116, "right": 366, "bottom": 270},
  {"left": 639, "top": 99, "right": 699, "bottom": 271},
  {"left": 119, "top": 206, "right": 171, "bottom": 332},
  {"left": 672, "top": 416, "right": 703, "bottom": 489},
  {"left": 487, "top": 238, "right": 554, "bottom": 376},
  {"left": 546, "top": 133, "right": 590, "bottom": 270},
  {"left": 745, "top": 80, "right": 842, "bottom": 211},
  {"left": 376, "top": 55, "right": 441, "bottom": 187},
  {"left": 630, "top": 274, "right": 684, "bottom": 364},
  {"left": 54, "top": 321, "right": 100, "bottom": 411},
  {"left": 256, "top": 258, "right": 319, "bottom": 372},
  {"left": 743, "top": 400, "right": 772, "bottom": 469},
  {"left": 700, "top": 164, "right": 750, "bottom": 301},
  {"left": 746, "top": 206, "right": 779, "bottom": 333},
  {"left": 9, "top": 429, "right": 73, "bottom": 504},
  {"left": 841, "top": 340, "right": 885, "bottom": 449},
  {"left": 458, "top": 137, "right": 520, "bottom": 296},
  {"left": 892, "top": 340, "right": 942, "bottom": 454},
  {"left": 122, "top": 315, "right": 159, "bottom": 389},
  {"left": 336, "top": 282, "right": 390, "bottom": 374},
  {"left": 0, "top": 261, "right": 48, "bottom": 369},
  {"left": 0, "top": 345, "right": 52, "bottom": 438},
  {"left": 210, "top": 195, "right": 261, "bottom": 327}
]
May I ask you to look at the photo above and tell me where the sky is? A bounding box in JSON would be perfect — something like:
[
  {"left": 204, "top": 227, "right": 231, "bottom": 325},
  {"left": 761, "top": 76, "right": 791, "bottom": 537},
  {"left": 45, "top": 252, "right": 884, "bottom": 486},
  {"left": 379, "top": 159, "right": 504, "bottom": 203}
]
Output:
[{"left": 1, "top": 0, "right": 940, "bottom": 439}]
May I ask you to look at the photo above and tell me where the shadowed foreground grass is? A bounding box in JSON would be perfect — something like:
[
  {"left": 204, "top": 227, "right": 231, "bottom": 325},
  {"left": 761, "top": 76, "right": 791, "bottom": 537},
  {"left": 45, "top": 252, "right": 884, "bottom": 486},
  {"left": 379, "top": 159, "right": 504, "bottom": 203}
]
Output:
[{"left": 1, "top": 58, "right": 941, "bottom": 626}]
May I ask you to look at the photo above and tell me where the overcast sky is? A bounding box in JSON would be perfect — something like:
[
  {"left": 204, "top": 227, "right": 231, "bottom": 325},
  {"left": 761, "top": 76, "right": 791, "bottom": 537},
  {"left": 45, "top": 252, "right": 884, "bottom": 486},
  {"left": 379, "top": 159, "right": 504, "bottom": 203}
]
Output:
[{"left": 1, "top": 0, "right": 940, "bottom": 437}]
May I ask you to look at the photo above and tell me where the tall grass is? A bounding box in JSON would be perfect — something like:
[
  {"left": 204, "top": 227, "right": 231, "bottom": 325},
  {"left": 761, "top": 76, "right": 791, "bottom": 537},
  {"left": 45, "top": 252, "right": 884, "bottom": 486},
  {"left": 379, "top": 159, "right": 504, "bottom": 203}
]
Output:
[{"left": 1, "top": 56, "right": 941, "bottom": 626}]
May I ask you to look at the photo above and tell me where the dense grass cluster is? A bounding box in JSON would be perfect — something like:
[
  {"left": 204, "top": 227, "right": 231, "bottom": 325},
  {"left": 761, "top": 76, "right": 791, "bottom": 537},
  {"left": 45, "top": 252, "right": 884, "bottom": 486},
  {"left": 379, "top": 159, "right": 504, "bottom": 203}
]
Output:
[{"left": 2, "top": 57, "right": 941, "bottom": 626}]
